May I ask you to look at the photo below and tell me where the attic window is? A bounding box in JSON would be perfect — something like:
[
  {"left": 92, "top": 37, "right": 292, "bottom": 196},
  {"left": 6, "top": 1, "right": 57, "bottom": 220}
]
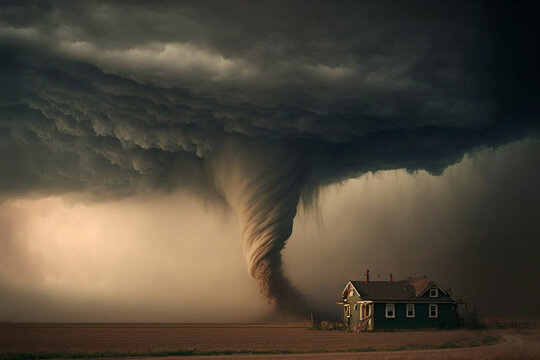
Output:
[
  {"left": 429, "top": 304, "right": 438, "bottom": 318},
  {"left": 429, "top": 288, "right": 439, "bottom": 297},
  {"left": 385, "top": 304, "right": 395, "bottom": 318}
]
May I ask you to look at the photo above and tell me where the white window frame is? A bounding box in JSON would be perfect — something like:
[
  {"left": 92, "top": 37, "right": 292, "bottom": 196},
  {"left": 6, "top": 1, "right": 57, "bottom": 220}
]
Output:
[
  {"left": 429, "top": 304, "right": 438, "bottom": 318},
  {"left": 406, "top": 303, "right": 415, "bottom": 318},
  {"left": 429, "top": 288, "right": 439, "bottom": 297},
  {"left": 344, "top": 304, "right": 351, "bottom": 318},
  {"left": 385, "top": 303, "right": 395, "bottom": 318}
]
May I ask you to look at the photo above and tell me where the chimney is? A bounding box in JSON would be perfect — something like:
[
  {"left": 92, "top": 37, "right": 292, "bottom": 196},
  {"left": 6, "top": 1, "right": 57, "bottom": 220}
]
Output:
[
  {"left": 390, "top": 274, "right": 393, "bottom": 282},
  {"left": 365, "top": 269, "right": 370, "bottom": 283}
]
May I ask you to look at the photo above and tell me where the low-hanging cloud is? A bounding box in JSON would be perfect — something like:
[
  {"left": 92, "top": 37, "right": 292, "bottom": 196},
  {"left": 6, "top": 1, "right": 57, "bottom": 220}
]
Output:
[{"left": 0, "top": 1, "right": 538, "bottom": 316}]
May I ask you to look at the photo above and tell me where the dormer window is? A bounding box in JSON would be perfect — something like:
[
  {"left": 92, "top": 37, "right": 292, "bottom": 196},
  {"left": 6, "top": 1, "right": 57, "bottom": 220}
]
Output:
[{"left": 429, "top": 287, "right": 439, "bottom": 297}]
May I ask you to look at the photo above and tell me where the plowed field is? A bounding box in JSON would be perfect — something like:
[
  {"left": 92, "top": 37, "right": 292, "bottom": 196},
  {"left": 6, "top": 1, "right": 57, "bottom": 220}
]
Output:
[{"left": 0, "top": 323, "right": 516, "bottom": 358}]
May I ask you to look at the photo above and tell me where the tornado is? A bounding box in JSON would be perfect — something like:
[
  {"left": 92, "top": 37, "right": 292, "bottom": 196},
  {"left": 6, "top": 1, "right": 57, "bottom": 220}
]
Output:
[{"left": 214, "top": 139, "right": 309, "bottom": 317}]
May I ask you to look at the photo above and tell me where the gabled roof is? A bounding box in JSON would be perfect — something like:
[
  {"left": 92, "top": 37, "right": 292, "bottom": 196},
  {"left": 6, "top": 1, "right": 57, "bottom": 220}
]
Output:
[
  {"left": 407, "top": 277, "right": 433, "bottom": 297},
  {"left": 350, "top": 281, "right": 417, "bottom": 301},
  {"left": 346, "top": 277, "right": 453, "bottom": 302}
]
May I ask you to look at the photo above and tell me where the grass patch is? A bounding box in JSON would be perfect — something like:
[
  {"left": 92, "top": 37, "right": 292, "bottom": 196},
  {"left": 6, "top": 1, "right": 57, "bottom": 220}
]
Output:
[
  {"left": 404, "top": 342, "right": 460, "bottom": 350},
  {"left": 468, "top": 334, "right": 501, "bottom": 347},
  {"left": 482, "top": 335, "right": 500, "bottom": 344},
  {"left": 401, "top": 334, "right": 501, "bottom": 351}
]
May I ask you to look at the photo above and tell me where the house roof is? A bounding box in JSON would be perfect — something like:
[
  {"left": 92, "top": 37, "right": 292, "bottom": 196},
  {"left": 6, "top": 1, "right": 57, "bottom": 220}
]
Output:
[
  {"left": 346, "top": 277, "right": 453, "bottom": 302},
  {"left": 407, "top": 277, "right": 433, "bottom": 297}
]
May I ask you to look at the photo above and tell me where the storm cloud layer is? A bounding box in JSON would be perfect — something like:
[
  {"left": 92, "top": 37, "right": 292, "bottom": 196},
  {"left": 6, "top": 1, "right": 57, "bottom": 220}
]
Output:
[{"left": 0, "top": 1, "right": 539, "bottom": 316}]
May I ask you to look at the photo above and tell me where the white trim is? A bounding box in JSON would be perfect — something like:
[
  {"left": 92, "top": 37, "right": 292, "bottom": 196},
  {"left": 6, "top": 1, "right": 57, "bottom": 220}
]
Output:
[
  {"left": 406, "top": 303, "right": 415, "bottom": 318},
  {"left": 359, "top": 302, "right": 372, "bottom": 320},
  {"left": 342, "top": 281, "right": 361, "bottom": 299},
  {"left": 429, "top": 288, "right": 439, "bottom": 298},
  {"left": 418, "top": 281, "right": 447, "bottom": 297},
  {"left": 341, "top": 281, "right": 352, "bottom": 296},
  {"left": 349, "top": 283, "right": 362, "bottom": 299},
  {"left": 417, "top": 281, "right": 459, "bottom": 303},
  {"left": 385, "top": 303, "right": 395, "bottom": 318},
  {"left": 429, "top": 304, "right": 438, "bottom": 318}
]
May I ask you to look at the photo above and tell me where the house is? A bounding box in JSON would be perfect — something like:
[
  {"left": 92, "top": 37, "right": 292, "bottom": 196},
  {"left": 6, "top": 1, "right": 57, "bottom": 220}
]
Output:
[{"left": 337, "top": 271, "right": 457, "bottom": 331}]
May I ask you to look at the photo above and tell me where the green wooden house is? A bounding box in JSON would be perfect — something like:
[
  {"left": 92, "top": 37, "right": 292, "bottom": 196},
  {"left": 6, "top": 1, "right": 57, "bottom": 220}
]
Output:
[{"left": 338, "top": 272, "right": 457, "bottom": 331}]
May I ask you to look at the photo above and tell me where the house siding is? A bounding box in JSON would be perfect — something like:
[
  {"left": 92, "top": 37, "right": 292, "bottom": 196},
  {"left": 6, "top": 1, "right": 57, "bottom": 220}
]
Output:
[
  {"left": 374, "top": 303, "right": 455, "bottom": 329},
  {"left": 343, "top": 290, "right": 361, "bottom": 327}
]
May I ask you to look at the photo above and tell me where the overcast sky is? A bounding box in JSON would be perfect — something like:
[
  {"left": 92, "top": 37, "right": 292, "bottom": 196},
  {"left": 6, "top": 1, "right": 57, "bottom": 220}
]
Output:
[{"left": 0, "top": 1, "right": 539, "bottom": 321}]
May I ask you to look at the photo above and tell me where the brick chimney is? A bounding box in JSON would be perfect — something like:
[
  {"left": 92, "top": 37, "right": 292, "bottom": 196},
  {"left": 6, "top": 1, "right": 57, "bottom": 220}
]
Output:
[
  {"left": 365, "top": 269, "right": 370, "bottom": 283},
  {"left": 390, "top": 274, "right": 393, "bottom": 282}
]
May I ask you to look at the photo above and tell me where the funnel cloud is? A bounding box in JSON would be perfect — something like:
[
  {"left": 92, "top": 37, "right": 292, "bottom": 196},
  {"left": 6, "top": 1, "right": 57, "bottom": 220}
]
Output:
[
  {"left": 214, "top": 139, "right": 309, "bottom": 314},
  {"left": 0, "top": 1, "right": 539, "bottom": 317}
]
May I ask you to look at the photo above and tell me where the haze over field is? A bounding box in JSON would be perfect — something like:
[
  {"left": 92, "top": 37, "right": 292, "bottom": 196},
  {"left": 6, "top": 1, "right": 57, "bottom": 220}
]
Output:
[{"left": 0, "top": 1, "right": 539, "bottom": 321}]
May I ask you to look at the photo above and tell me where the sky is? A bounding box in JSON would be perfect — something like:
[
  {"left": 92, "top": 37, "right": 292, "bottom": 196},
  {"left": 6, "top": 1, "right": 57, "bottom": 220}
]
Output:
[{"left": 0, "top": 1, "right": 539, "bottom": 321}]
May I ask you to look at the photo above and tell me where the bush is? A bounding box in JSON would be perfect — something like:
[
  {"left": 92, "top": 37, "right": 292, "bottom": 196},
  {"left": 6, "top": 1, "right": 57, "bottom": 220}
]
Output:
[
  {"left": 313, "top": 320, "right": 348, "bottom": 331},
  {"left": 462, "top": 305, "right": 486, "bottom": 329}
]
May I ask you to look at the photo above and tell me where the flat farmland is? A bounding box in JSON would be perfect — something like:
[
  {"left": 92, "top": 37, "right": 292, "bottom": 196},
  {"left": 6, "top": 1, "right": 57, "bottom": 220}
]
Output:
[{"left": 1, "top": 323, "right": 538, "bottom": 359}]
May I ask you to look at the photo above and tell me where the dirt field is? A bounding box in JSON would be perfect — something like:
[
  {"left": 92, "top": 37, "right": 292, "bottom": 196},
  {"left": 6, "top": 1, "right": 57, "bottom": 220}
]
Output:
[{"left": 1, "top": 322, "right": 538, "bottom": 359}]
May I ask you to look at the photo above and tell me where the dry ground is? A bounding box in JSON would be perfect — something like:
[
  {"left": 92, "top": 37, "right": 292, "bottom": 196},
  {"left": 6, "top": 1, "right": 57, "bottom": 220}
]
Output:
[{"left": 0, "top": 321, "right": 538, "bottom": 359}]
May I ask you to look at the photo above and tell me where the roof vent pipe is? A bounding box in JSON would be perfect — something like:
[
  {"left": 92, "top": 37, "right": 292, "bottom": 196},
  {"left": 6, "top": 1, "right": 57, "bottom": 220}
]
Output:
[
  {"left": 365, "top": 269, "right": 370, "bottom": 283},
  {"left": 390, "top": 274, "right": 393, "bottom": 282}
]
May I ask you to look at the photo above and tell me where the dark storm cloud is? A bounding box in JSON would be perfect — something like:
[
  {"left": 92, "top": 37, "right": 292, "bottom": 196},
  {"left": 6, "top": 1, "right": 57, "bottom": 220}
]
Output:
[
  {"left": 0, "top": 1, "right": 538, "bottom": 315},
  {"left": 0, "top": 1, "right": 511, "bottom": 116}
]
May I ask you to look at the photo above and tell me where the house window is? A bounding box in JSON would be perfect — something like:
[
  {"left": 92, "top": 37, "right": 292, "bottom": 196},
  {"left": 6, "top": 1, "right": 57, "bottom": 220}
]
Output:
[
  {"left": 406, "top": 303, "right": 415, "bottom": 318},
  {"left": 349, "top": 289, "right": 355, "bottom": 297},
  {"left": 429, "top": 304, "right": 438, "bottom": 318},
  {"left": 354, "top": 304, "right": 358, "bottom": 311},
  {"left": 385, "top": 303, "right": 395, "bottom": 318},
  {"left": 344, "top": 304, "right": 351, "bottom": 318},
  {"left": 429, "top": 288, "right": 439, "bottom": 297}
]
